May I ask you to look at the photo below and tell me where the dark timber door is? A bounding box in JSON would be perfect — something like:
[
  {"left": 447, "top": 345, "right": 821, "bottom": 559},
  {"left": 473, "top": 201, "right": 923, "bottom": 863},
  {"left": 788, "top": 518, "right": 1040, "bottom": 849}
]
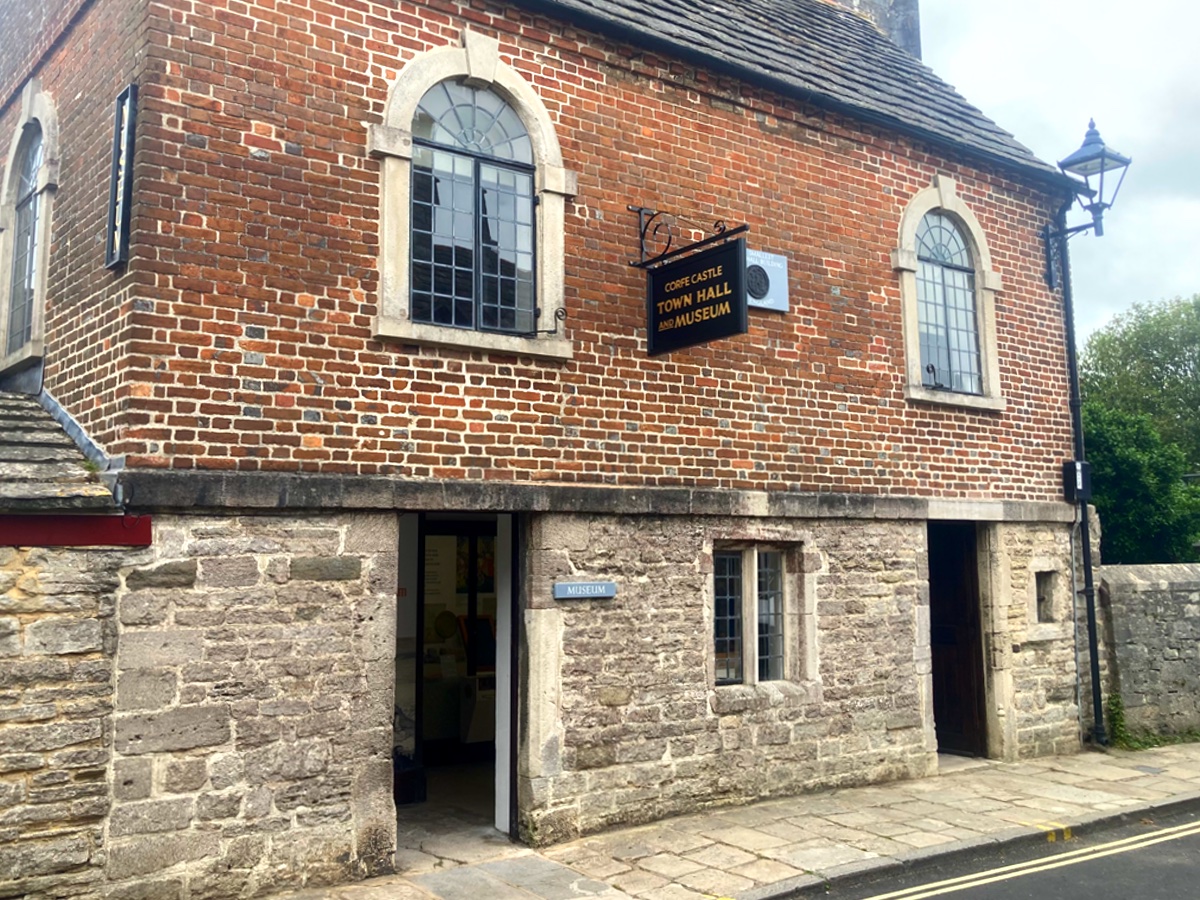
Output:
[{"left": 928, "top": 521, "right": 987, "bottom": 756}]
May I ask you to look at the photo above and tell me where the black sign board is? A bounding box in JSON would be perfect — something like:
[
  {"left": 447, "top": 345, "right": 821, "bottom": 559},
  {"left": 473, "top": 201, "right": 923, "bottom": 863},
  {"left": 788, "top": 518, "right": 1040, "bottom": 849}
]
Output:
[{"left": 647, "top": 239, "right": 748, "bottom": 356}]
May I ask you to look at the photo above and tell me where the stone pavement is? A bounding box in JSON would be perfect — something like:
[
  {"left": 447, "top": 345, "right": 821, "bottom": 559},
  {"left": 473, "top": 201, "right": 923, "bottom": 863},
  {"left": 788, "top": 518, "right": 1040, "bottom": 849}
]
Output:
[{"left": 276, "top": 744, "right": 1200, "bottom": 900}]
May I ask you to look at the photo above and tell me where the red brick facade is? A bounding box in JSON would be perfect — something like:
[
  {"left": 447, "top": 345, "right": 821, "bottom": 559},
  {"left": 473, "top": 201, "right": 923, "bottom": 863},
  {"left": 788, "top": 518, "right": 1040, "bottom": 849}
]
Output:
[{"left": 6, "top": 0, "right": 1073, "bottom": 499}]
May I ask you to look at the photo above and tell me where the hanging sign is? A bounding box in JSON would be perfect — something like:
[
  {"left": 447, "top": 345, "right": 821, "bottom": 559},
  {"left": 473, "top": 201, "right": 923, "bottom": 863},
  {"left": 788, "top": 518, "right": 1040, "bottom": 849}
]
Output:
[{"left": 647, "top": 239, "right": 747, "bottom": 356}]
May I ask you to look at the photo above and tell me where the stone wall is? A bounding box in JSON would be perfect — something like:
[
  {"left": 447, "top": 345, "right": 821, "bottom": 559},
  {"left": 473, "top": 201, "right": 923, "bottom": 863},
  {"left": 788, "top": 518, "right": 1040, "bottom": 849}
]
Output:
[
  {"left": 519, "top": 511, "right": 936, "bottom": 844},
  {"left": 994, "top": 522, "right": 1081, "bottom": 758},
  {"left": 0, "top": 542, "right": 144, "bottom": 900},
  {"left": 104, "top": 513, "right": 398, "bottom": 899},
  {"left": 518, "top": 510, "right": 1085, "bottom": 843},
  {"left": 1102, "top": 564, "right": 1200, "bottom": 735}
]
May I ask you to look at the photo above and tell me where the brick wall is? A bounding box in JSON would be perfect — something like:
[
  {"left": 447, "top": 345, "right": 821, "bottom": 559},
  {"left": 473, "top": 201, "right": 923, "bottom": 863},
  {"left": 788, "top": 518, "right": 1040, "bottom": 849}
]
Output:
[
  {"left": 20, "top": 0, "right": 1074, "bottom": 502},
  {"left": 0, "top": 0, "right": 147, "bottom": 440},
  {"left": 0, "top": 0, "right": 90, "bottom": 100}
]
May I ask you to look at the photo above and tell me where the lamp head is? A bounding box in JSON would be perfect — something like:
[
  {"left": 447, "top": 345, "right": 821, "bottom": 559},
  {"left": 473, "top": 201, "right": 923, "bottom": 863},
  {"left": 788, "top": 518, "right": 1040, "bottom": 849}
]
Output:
[{"left": 1058, "top": 120, "right": 1131, "bottom": 234}]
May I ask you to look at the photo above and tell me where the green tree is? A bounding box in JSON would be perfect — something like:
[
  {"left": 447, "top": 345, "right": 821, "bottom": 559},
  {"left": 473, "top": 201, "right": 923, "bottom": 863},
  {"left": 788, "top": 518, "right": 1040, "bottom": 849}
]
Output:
[
  {"left": 1081, "top": 295, "right": 1200, "bottom": 469},
  {"left": 1083, "top": 402, "right": 1200, "bottom": 564}
]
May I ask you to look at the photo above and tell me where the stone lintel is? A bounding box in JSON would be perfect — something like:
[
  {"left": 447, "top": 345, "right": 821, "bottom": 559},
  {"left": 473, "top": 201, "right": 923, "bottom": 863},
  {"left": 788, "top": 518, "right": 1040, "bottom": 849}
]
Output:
[{"left": 119, "top": 470, "right": 1074, "bottom": 524}]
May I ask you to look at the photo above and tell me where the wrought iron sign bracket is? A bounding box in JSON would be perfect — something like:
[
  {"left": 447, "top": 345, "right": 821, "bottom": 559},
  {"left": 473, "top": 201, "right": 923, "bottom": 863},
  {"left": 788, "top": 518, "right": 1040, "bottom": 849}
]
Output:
[
  {"left": 628, "top": 206, "right": 749, "bottom": 269},
  {"left": 521, "top": 306, "right": 567, "bottom": 337}
]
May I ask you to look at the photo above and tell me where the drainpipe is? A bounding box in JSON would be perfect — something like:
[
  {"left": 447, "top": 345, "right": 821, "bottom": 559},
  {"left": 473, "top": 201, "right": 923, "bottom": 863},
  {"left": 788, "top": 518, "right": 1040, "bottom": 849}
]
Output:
[{"left": 1055, "top": 198, "right": 1107, "bottom": 746}]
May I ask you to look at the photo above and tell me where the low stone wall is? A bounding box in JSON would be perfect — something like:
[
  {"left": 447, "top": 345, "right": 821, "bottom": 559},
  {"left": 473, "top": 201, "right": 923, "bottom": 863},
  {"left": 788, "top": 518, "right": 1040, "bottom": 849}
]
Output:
[
  {"left": 1102, "top": 564, "right": 1200, "bottom": 735},
  {"left": 1, "top": 543, "right": 145, "bottom": 900}
]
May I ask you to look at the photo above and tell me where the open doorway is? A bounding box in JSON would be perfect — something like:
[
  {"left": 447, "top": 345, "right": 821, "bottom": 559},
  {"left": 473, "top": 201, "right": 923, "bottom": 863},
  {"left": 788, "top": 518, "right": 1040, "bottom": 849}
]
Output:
[
  {"left": 928, "top": 520, "right": 987, "bottom": 757},
  {"left": 393, "top": 513, "right": 517, "bottom": 837}
]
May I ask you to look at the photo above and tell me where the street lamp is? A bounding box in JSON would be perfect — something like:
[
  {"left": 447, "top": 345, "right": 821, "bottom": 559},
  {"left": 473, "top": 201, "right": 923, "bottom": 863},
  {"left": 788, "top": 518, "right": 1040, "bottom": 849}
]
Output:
[{"left": 1044, "top": 120, "right": 1132, "bottom": 747}]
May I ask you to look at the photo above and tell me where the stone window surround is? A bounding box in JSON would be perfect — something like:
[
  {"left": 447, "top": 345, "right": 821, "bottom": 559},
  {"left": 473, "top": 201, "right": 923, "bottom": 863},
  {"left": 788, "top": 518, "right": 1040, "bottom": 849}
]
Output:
[
  {"left": 0, "top": 79, "right": 58, "bottom": 377},
  {"left": 892, "top": 174, "right": 1005, "bottom": 413},
  {"left": 1026, "top": 560, "right": 1071, "bottom": 643},
  {"left": 707, "top": 537, "right": 819, "bottom": 713},
  {"left": 368, "top": 29, "right": 577, "bottom": 361}
]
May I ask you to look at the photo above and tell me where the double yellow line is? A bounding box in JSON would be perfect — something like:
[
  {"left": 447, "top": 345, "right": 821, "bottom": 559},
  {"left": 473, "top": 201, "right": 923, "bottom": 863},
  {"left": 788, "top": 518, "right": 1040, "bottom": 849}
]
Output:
[{"left": 860, "top": 818, "right": 1200, "bottom": 899}]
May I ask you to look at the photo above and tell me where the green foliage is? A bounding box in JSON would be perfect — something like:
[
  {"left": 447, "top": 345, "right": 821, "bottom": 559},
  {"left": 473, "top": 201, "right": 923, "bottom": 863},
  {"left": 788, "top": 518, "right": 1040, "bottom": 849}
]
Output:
[
  {"left": 1082, "top": 401, "right": 1200, "bottom": 564},
  {"left": 1106, "top": 693, "right": 1200, "bottom": 751},
  {"left": 1081, "top": 295, "right": 1200, "bottom": 469}
]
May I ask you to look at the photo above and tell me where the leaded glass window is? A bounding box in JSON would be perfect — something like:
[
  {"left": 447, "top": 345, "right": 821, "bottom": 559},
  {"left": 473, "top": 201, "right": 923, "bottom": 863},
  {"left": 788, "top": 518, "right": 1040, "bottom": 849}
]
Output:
[
  {"left": 916, "top": 212, "right": 981, "bottom": 395},
  {"left": 7, "top": 125, "right": 43, "bottom": 355},
  {"left": 757, "top": 551, "right": 784, "bottom": 681},
  {"left": 714, "top": 551, "right": 744, "bottom": 685},
  {"left": 411, "top": 81, "right": 535, "bottom": 335},
  {"left": 714, "top": 547, "right": 788, "bottom": 686}
]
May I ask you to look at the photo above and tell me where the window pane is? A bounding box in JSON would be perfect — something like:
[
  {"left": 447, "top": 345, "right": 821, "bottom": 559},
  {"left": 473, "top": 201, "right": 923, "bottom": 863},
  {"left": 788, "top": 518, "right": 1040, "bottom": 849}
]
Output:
[
  {"left": 915, "top": 213, "right": 980, "bottom": 394},
  {"left": 411, "top": 86, "right": 536, "bottom": 335},
  {"left": 714, "top": 552, "right": 743, "bottom": 685},
  {"left": 413, "top": 80, "right": 532, "bottom": 164},
  {"left": 757, "top": 551, "right": 784, "bottom": 681},
  {"left": 411, "top": 149, "right": 475, "bottom": 329},
  {"left": 7, "top": 125, "right": 44, "bottom": 355}
]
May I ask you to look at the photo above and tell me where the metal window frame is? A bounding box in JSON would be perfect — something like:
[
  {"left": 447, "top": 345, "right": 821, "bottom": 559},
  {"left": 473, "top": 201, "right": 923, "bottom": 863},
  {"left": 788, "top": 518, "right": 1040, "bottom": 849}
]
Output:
[
  {"left": 410, "top": 138, "right": 537, "bottom": 337},
  {"left": 105, "top": 84, "right": 138, "bottom": 269},
  {"left": 916, "top": 215, "right": 983, "bottom": 396},
  {"left": 713, "top": 544, "right": 792, "bottom": 687}
]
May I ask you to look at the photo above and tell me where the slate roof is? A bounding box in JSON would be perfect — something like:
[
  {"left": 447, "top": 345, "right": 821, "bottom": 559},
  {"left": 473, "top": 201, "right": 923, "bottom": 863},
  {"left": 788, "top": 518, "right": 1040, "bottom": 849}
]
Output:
[
  {"left": 0, "top": 392, "right": 115, "bottom": 512},
  {"left": 524, "top": 0, "right": 1066, "bottom": 186}
]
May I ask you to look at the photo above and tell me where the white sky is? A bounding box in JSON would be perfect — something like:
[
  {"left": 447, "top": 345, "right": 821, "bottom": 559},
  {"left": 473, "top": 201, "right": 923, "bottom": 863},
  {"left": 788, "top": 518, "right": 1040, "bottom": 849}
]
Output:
[{"left": 920, "top": 1, "right": 1200, "bottom": 341}]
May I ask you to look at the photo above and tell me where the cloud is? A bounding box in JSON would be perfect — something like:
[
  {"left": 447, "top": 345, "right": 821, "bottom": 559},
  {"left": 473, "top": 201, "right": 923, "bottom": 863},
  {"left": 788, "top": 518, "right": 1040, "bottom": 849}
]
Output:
[{"left": 921, "top": 0, "right": 1200, "bottom": 339}]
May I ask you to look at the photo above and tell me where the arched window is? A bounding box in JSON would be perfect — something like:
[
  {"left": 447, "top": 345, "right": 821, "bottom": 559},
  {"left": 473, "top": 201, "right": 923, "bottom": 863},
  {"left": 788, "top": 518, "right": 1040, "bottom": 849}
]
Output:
[
  {"left": 916, "top": 212, "right": 980, "bottom": 395},
  {"left": 892, "top": 175, "right": 1004, "bottom": 412},
  {"left": 7, "top": 125, "right": 43, "bottom": 355},
  {"left": 369, "top": 30, "right": 576, "bottom": 360},
  {"left": 410, "top": 81, "right": 536, "bottom": 335},
  {"left": 0, "top": 80, "right": 57, "bottom": 376}
]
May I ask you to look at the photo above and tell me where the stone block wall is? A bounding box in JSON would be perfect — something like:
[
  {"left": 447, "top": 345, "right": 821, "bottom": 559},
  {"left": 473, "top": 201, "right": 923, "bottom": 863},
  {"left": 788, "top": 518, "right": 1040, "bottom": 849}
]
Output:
[
  {"left": 104, "top": 512, "right": 398, "bottom": 899},
  {"left": 0, "top": 543, "right": 144, "bottom": 900},
  {"left": 1102, "top": 564, "right": 1200, "bottom": 735},
  {"left": 519, "top": 511, "right": 935, "bottom": 844},
  {"left": 994, "top": 522, "right": 1081, "bottom": 758}
]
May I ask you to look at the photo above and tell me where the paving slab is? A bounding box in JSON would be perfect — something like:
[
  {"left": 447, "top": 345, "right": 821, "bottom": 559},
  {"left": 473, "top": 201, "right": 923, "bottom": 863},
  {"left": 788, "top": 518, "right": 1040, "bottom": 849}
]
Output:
[{"left": 267, "top": 745, "right": 1200, "bottom": 900}]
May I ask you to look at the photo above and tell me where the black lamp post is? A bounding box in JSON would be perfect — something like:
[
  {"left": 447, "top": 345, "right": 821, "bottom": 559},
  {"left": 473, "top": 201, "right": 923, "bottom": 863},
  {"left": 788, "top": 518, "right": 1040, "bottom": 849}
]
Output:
[{"left": 1043, "top": 120, "right": 1132, "bottom": 747}]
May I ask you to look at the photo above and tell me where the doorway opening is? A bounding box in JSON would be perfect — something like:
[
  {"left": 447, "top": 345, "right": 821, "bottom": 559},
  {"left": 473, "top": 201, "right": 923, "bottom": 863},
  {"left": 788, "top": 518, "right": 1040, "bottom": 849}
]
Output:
[
  {"left": 393, "top": 513, "right": 517, "bottom": 841},
  {"left": 928, "top": 520, "right": 987, "bottom": 757}
]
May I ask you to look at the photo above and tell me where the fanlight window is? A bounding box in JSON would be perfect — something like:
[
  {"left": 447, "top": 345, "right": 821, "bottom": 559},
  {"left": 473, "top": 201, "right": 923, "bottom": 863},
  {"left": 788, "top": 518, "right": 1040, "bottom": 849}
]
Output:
[
  {"left": 411, "top": 81, "right": 536, "bottom": 335},
  {"left": 915, "top": 212, "right": 981, "bottom": 395}
]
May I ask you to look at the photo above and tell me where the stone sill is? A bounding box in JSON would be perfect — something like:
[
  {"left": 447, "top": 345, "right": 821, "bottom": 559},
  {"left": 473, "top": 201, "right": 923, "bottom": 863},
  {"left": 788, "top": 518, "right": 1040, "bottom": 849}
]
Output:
[
  {"left": 373, "top": 315, "right": 572, "bottom": 361},
  {"left": 0, "top": 340, "right": 43, "bottom": 379},
  {"left": 709, "top": 680, "right": 821, "bottom": 715},
  {"left": 1024, "top": 623, "right": 1072, "bottom": 644},
  {"left": 905, "top": 384, "right": 1006, "bottom": 413}
]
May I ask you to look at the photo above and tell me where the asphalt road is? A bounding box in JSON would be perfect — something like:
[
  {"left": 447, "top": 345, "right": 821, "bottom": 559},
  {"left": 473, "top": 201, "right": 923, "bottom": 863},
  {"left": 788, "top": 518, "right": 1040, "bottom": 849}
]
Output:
[{"left": 810, "top": 805, "right": 1200, "bottom": 900}]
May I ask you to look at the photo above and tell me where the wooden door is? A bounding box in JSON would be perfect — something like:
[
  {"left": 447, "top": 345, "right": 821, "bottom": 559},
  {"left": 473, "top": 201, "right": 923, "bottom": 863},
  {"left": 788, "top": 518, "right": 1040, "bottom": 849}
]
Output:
[{"left": 928, "top": 521, "right": 987, "bottom": 756}]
